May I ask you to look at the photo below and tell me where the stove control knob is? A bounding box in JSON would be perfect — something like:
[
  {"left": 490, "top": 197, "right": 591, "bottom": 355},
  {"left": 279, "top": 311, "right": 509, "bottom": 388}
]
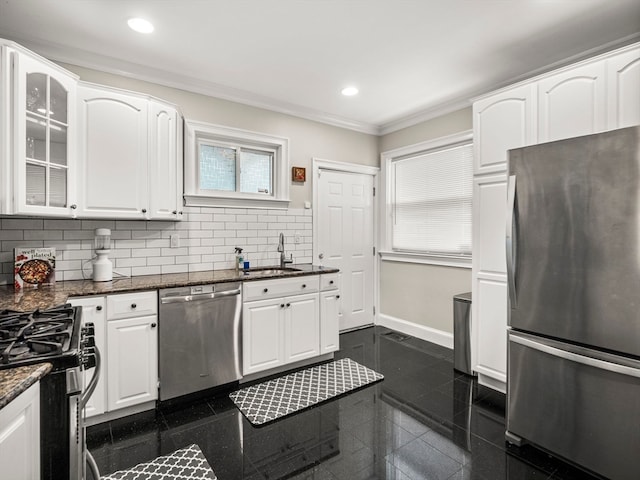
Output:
[
  {"left": 82, "top": 323, "right": 95, "bottom": 336},
  {"left": 82, "top": 347, "right": 97, "bottom": 369}
]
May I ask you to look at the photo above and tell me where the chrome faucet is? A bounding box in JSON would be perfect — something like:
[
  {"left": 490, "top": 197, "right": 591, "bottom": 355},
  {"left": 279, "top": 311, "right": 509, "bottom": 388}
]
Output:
[{"left": 278, "top": 232, "right": 293, "bottom": 267}]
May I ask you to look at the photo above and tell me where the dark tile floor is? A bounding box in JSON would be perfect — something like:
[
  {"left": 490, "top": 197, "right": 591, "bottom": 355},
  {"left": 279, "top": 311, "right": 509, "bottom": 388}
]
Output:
[{"left": 87, "top": 326, "right": 600, "bottom": 480}]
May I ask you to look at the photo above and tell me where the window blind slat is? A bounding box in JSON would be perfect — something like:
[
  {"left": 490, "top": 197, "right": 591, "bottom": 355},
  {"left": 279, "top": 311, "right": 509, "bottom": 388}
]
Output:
[{"left": 392, "top": 143, "right": 472, "bottom": 255}]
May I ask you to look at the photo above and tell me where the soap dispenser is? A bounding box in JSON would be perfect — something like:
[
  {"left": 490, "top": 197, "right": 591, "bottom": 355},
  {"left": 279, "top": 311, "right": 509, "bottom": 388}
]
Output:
[{"left": 234, "top": 247, "right": 244, "bottom": 273}]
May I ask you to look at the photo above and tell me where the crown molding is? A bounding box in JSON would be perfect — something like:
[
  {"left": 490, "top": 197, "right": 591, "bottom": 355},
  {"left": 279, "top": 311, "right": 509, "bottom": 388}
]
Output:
[
  {"left": 4, "top": 31, "right": 639, "bottom": 139},
  {"left": 7, "top": 35, "right": 381, "bottom": 135}
]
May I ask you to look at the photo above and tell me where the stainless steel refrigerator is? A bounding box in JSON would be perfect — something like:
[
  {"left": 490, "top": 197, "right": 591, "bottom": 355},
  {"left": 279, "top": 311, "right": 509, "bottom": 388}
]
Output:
[{"left": 505, "top": 126, "right": 640, "bottom": 480}]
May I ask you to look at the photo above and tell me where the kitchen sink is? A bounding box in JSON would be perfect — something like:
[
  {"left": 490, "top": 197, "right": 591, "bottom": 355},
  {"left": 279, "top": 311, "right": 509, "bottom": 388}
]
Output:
[{"left": 243, "top": 267, "right": 301, "bottom": 275}]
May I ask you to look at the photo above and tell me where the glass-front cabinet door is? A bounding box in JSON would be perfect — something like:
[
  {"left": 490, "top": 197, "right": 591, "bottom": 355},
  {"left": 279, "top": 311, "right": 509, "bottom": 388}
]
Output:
[{"left": 14, "top": 51, "right": 76, "bottom": 216}]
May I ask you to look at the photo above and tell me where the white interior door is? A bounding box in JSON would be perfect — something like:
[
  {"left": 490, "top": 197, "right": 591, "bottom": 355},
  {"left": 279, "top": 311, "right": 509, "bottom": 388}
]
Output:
[{"left": 317, "top": 169, "right": 375, "bottom": 331}]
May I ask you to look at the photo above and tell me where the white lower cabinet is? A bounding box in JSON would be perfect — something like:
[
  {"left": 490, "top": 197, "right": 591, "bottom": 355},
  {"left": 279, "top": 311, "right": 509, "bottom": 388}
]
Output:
[
  {"left": 69, "top": 290, "right": 157, "bottom": 420},
  {"left": 284, "top": 293, "right": 320, "bottom": 364},
  {"left": 243, "top": 298, "right": 284, "bottom": 374},
  {"left": 320, "top": 273, "right": 340, "bottom": 354},
  {"left": 243, "top": 275, "right": 339, "bottom": 377},
  {"left": 0, "top": 382, "right": 40, "bottom": 480},
  {"left": 107, "top": 315, "right": 158, "bottom": 411},
  {"left": 243, "top": 292, "right": 319, "bottom": 376}
]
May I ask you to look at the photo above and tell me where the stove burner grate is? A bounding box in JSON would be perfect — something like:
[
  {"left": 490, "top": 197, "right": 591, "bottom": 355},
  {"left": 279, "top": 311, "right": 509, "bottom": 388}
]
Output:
[{"left": 0, "top": 304, "right": 76, "bottom": 365}]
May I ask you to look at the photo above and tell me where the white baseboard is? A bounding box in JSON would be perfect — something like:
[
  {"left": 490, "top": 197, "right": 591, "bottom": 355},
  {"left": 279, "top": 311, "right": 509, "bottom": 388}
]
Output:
[{"left": 377, "top": 314, "right": 453, "bottom": 350}]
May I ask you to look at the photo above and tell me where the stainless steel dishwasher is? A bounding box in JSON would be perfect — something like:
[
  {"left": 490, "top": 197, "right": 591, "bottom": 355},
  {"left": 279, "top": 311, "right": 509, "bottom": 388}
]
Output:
[{"left": 159, "top": 282, "right": 242, "bottom": 401}]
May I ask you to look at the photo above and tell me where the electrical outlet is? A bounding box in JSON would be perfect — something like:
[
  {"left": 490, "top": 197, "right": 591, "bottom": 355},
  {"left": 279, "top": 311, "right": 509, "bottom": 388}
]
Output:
[
  {"left": 170, "top": 234, "right": 180, "bottom": 248},
  {"left": 294, "top": 233, "right": 301, "bottom": 244}
]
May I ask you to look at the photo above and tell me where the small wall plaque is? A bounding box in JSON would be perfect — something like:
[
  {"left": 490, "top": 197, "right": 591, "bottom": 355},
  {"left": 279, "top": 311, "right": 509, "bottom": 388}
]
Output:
[{"left": 292, "top": 166, "right": 306, "bottom": 182}]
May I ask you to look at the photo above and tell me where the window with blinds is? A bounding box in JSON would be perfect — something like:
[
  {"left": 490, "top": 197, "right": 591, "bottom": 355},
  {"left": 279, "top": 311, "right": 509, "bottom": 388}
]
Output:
[{"left": 391, "top": 143, "right": 472, "bottom": 256}]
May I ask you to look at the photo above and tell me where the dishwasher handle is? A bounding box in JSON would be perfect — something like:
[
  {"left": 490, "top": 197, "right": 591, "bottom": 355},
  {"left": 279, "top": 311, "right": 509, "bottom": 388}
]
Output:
[{"left": 160, "top": 288, "right": 241, "bottom": 304}]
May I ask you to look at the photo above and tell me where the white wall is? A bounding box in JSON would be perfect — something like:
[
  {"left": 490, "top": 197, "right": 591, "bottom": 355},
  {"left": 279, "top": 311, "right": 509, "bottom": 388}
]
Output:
[
  {"left": 60, "top": 63, "right": 379, "bottom": 209},
  {"left": 378, "top": 108, "right": 472, "bottom": 345}
]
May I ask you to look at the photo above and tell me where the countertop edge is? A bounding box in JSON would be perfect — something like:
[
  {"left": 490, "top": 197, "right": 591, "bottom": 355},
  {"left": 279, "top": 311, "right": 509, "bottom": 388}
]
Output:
[
  {"left": 0, "top": 362, "right": 52, "bottom": 410},
  {"left": 0, "top": 265, "right": 339, "bottom": 311}
]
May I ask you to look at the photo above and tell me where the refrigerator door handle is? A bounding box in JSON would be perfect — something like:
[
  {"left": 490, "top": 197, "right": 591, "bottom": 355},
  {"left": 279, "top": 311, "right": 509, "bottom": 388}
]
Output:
[
  {"left": 510, "top": 333, "right": 640, "bottom": 378},
  {"left": 506, "top": 174, "right": 517, "bottom": 307}
]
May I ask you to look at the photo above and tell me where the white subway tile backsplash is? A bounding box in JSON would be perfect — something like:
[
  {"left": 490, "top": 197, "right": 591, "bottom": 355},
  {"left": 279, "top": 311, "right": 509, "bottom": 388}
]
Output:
[
  {"left": 146, "top": 238, "right": 171, "bottom": 248},
  {"left": 161, "top": 247, "right": 188, "bottom": 256},
  {"left": 213, "top": 214, "right": 235, "bottom": 222},
  {"left": 131, "top": 248, "right": 162, "bottom": 257},
  {"left": 132, "top": 230, "right": 162, "bottom": 240},
  {"left": 25, "top": 230, "right": 63, "bottom": 241},
  {"left": 2, "top": 218, "right": 44, "bottom": 230},
  {"left": 0, "top": 230, "right": 24, "bottom": 240},
  {"left": 43, "top": 219, "right": 82, "bottom": 230},
  {"left": 116, "top": 257, "right": 147, "bottom": 268},
  {"left": 63, "top": 230, "right": 95, "bottom": 240},
  {"left": 131, "top": 266, "right": 161, "bottom": 276},
  {"left": 147, "top": 257, "right": 176, "bottom": 266},
  {"left": 161, "top": 264, "right": 188, "bottom": 274},
  {"left": 187, "top": 213, "right": 214, "bottom": 222},
  {"left": 0, "top": 207, "right": 314, "bottom": 284},
  {"left": 175, "top": 255, "right": 202, "bottom": 264},
  {"left": 188, "top": 230, "right": 214, "bottom": 239},
  {"left": 115, "top": 239, "right": 147, "bottom": 249}
]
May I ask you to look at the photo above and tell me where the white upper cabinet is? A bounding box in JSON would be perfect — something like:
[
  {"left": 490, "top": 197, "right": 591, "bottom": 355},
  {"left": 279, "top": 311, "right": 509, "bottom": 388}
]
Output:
[
  {"left": 538, "top": 61, "right": 607, "bottom": 143},
  {"left": 2, "top": 45, "right": 78, "bottom": 217},
  {"left": 607, "top": 46, "right": 640, "bottom": 129},
  {"left": 77, "top": 83, "right": 182, "bottom": 220},
  {"left": 77, "top": 84, "right": 149, "bottom": 219},
  {"left": 149, "top": 100, "right": 183, "bottom": 220},
  {"left": 473, "top": 84, "right": 536, "bottom": 174}
]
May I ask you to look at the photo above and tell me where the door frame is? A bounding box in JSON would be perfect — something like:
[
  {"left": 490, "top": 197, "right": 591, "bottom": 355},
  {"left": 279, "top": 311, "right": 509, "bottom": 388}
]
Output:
[{"left": 312, "top": 158, "right": 380, "bottom": 329}]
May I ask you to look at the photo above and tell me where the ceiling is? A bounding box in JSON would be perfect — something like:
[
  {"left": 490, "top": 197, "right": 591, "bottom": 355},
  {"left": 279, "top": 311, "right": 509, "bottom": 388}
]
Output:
[{"left": 0, "top": 1, "right": 639, "bottom": 135}]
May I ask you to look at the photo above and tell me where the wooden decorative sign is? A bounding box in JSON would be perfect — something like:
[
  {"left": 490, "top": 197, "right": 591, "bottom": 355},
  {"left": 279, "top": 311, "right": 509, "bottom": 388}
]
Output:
[{"left": 292, "top": 166, "right": 306, "bottom": 182}]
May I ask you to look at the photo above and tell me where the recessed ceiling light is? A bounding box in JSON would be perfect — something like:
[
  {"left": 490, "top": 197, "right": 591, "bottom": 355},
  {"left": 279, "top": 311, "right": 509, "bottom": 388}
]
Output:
[
  {"left": 128, "top": 18, "right": 154, "bottom": 34},
  {"left": 341, "top": 86, "right": 359, "bottom": 96}
]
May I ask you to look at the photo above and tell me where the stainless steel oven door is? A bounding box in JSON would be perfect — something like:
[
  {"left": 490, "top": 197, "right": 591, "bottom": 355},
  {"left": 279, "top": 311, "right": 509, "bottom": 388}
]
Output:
[{"left": 66, "top": 367, "right": 83, "bottom": 480}]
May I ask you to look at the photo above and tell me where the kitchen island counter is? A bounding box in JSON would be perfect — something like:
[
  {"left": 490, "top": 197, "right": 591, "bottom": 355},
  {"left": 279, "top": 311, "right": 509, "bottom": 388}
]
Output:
[
  {"left": 0, "top": 363, "right": 52, "bottom": 410},
  {"left": 0, "top": 264, "right": 338, "bottom": 312}
]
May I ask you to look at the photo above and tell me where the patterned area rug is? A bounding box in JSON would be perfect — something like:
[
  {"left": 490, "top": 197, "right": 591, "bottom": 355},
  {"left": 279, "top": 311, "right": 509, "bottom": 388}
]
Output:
[
  {"left": 101, "top": 444, "right": 216, "bottom": 480},
  {"left": 230, "top": 357, "right": 384, "bottom": 426}
]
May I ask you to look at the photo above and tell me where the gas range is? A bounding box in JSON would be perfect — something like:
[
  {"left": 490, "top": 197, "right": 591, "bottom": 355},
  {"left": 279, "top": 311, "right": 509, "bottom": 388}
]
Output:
[
  {"left": 0, "top": 304, "right": 81, "bottom": 371},
  {"left": 0, "top": 304, "right": 100, "bottom": 480}
]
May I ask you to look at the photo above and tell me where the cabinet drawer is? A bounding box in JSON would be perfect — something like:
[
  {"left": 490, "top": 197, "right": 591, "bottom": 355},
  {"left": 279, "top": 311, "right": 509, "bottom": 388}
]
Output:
[
  {"left": 107, "top": 291, "right": 157, "bottom": 320},
  {"left": 244, "top": 276, "right": 319, "bottom": 301},
  {"left": 320, "top": 273, "right": 339, "bottom": 291}
]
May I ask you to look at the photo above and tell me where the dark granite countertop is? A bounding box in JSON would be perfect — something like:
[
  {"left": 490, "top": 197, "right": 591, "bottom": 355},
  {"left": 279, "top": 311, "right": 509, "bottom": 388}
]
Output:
[
  {"left": 0, "top": 264, "right": 338, "bottom": 312},
  {"left": 0, "top": 363, "right": 52, "bottom": 409}
]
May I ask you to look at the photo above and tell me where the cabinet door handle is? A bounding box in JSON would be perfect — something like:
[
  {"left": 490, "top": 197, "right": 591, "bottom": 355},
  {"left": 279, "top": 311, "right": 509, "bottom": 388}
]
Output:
[
  {"left": 329, "top": 280, "right": 334, "bottom": 285},
  {"left": 96, "top": 305, "right": 102, "bottom": 311},
  {"left": 280, "top": 304, "right": 285, "bottom": 308},
  {"left": 179, "top": 211, "right": 183, "bottom": 215},
  {"left": 172, "top": 210, "right": 177, "bottom": 215},
  {"left": 263, "top": 288, "right": 269, "bottom": 293},
  {"left": 151, "top": 323, "right": 157, "bottom": 328},
  {"left": 286, "top": 303, "right": 291, "bottom": 307},
  {"left": 131, "top": 303, "right": 137, "bottom": 309},
  {"left": 142, "top": 208, "right": 147, "bottom": 213},
  {"left": 302, "top": 284, "right": 306, "bottom": 288},
  {"left": 336, "top": 295, "right": 340, "bottom": 299},
  {"left": 70, "top": 204, "right": 77, "bottom": 209}
]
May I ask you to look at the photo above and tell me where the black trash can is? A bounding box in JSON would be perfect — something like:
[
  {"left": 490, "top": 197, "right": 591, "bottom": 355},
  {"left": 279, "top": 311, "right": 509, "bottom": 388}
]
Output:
[{"left": 453, "top": 292, "right": 475, "bottom": 375}]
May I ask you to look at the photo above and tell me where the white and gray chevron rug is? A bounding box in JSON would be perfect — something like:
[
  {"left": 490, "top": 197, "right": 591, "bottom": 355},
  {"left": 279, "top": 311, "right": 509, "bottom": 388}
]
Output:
[
  {"left": 229, "top": 357, "right": 384, "bottom": 426},
  {"left": 101, "top": 444, "right": 216, "bottom": 480}
]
